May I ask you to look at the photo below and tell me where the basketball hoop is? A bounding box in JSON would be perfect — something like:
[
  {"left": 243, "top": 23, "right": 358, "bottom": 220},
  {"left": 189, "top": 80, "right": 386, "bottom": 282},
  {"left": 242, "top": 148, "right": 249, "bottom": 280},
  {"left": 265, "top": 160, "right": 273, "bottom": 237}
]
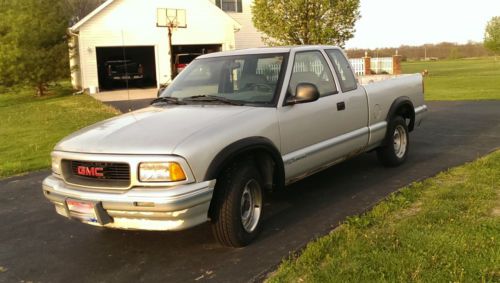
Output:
[
  {"left": 156, "top": 8, "right": 187, "bottom": 80},
  {"left": 157, "top": 8, "right": 187, "bottom": 29}
]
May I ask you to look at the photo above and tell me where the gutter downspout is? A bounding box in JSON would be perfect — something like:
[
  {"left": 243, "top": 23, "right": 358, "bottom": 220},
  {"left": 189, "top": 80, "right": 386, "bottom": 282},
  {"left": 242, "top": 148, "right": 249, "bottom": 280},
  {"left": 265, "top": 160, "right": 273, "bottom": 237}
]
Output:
[{"left": 68, "top": 28, "right": 83, "bottom": 91}]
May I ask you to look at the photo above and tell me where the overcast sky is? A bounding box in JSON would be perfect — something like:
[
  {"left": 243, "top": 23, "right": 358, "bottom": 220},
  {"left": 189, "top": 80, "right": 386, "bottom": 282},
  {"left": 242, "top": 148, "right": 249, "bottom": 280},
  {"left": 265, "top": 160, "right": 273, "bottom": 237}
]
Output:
[{"left": 345, "top": 0, "right": 500, "bottom": 49}]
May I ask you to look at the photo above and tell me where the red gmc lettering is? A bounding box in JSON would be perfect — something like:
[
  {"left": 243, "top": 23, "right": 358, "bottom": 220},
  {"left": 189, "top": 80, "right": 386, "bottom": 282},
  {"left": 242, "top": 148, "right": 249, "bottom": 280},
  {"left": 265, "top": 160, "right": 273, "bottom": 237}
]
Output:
[{"left": 77, "top": 166, "right": 104, "bottom": 177}]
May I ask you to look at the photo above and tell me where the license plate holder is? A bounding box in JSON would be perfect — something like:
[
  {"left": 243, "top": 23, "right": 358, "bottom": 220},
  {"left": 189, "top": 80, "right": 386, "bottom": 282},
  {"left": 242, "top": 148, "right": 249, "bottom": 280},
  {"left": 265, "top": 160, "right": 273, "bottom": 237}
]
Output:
[{"left": 65, "top": 199, "right": 112, "bottom": 225}]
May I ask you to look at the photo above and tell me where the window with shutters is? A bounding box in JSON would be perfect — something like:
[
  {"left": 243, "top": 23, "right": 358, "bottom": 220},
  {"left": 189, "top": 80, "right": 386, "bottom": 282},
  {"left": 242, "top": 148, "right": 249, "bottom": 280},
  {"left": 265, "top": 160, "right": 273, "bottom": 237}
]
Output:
[{"left": 215, "top": 0, "right": 243, "bottom": 13}]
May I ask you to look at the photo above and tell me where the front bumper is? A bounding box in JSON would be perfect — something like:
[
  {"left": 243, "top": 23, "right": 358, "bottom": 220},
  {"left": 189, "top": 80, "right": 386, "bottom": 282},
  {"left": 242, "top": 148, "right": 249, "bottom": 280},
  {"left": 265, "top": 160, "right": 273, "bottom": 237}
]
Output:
[{"left": 42, "top": 175, "right": 215, "bottom": 231}]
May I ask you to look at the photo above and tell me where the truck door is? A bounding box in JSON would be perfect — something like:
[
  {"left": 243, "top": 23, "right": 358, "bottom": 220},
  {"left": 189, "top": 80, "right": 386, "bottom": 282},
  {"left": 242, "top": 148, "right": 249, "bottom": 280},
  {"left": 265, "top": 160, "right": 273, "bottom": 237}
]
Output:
[
  {"left": 324, "top": 48, "right": 369, "bottom": 147},
  {"left": 278, "top": 50, "right": 368, "bottom": 181}
]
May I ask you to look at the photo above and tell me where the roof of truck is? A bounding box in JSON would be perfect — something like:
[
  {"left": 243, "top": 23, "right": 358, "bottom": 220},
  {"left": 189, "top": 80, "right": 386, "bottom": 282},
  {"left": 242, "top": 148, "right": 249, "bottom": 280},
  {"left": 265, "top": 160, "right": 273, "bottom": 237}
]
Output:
[{"left": 198, "top": 45, "right": 342, "bottom": 59}]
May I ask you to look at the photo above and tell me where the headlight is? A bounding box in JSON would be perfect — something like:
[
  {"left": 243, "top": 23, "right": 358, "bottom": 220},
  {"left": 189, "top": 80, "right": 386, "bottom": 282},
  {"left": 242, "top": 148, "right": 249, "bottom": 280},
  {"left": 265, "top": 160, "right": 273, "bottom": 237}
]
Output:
[
  {"left": 51, "top": 154, "right": 62, "bottom": 176},
  {"left": 139, "top": 162, "right": 187, "bottom": 182}
]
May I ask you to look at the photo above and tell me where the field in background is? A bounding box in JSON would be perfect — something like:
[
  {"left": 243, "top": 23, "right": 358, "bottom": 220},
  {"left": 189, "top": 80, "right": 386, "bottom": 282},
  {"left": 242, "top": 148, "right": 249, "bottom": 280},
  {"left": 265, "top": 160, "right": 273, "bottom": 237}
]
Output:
[
  {"left": 1, "top": 58, "right": 498, "bottom": 178},
  {"left": 269, "top": 151, "right": 500, "bottom": 282},
  {"left": 402, "top": 58, "right": 500, "bottom": 101},
  {"left": 0, "top": 83, "right": 119, "bottom": 178}
]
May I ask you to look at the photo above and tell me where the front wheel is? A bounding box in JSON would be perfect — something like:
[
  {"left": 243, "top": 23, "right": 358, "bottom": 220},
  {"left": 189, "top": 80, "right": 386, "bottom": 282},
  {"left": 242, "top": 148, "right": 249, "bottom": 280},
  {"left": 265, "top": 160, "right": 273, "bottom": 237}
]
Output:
[
  {"left": 377, "top": 116, "right": 410, "bottom": 167},
  {"left": 210, "top": 160, "right": 264, "bottom": 247}
]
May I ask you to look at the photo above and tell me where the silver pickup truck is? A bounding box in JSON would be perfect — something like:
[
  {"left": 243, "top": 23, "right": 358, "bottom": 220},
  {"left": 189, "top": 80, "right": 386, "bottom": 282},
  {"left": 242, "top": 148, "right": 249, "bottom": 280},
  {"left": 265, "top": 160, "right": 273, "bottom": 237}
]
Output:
[{"left": 43, "top": 46, "right": 427, "bottom": 247}]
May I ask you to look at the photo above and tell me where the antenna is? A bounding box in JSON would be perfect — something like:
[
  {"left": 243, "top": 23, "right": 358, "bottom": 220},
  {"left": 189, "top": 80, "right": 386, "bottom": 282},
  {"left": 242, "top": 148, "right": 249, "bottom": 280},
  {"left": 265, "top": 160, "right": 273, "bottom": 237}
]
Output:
[{"left": 120, "top": 29, "right": 132, "bottom": 112}]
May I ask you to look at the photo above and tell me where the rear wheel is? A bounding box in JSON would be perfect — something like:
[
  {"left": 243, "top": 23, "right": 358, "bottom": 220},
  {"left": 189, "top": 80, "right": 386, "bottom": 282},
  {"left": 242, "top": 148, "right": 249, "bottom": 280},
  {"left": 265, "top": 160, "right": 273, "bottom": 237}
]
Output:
[
  {"left": 377, "top": 116, "right": 409, "bottom": 167},
  {"left": 211, "top": 160, "right": 264, "bottom": 247}
]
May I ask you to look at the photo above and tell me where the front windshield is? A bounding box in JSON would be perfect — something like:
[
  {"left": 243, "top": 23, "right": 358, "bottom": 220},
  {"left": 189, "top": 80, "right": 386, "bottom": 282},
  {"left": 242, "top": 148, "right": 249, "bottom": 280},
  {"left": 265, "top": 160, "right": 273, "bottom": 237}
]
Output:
[{"left": 160, "top": 53, "right": 288, "bottom": 106}]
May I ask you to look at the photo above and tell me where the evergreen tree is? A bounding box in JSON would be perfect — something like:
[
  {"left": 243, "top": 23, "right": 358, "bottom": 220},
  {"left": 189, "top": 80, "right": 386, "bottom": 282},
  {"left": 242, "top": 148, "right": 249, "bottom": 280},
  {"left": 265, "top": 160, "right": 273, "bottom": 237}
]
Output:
[{"left": 0, "top": 0, "right": 70, "bottom": 96}]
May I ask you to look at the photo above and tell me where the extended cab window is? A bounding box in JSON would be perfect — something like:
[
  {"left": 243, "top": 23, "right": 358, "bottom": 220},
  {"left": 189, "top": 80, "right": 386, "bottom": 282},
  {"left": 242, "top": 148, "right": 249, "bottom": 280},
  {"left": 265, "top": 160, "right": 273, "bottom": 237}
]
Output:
[
  {"left": 289, "top": 51, "right": 337, "bottom": 98},
  {"left": 326, "top": 49, "right": 358, "bottom": 92}
]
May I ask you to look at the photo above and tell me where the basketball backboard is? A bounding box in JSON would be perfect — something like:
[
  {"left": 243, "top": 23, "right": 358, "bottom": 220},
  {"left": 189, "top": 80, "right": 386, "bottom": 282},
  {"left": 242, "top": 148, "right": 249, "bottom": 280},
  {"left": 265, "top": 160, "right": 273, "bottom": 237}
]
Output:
[{"left": 157, "top": 8, "right": 187, "bottom": 28}]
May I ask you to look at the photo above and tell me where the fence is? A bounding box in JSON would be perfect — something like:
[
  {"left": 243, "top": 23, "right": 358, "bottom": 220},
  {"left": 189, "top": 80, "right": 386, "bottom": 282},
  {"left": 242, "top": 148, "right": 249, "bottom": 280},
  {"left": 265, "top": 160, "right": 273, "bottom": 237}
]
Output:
[
  {"left": 256, "top": 63, "right": 281, "bottom": 82},
  {"left": 348, "top": 57, "right": 395, "bottom": 76},
  {"left": 370, "top": 57, "right": 393, "bottom": 74},
  {"left": 254, "top": 55, "right": 400, "bottom": 80},
  {"left": 349, "top": 58, "right": 365, "bottom": 76},
  {"left": 256, "top": 60, "right": 328, "bottom": 81}
]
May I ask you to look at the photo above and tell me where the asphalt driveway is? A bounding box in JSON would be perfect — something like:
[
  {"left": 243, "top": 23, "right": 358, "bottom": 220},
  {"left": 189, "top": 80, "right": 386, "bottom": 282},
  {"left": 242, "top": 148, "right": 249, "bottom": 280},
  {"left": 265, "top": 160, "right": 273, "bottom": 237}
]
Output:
[
  {"left": 0, "top": 101, "right": 499, "bottom": 283},
  {"left": 104, "top": 98, "right": 154, "bottom": 112}
]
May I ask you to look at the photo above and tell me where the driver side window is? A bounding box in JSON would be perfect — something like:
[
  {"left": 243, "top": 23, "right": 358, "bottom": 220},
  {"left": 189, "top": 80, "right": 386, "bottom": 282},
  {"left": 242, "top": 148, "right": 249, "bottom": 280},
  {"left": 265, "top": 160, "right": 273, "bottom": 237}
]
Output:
[{"left": 289, "top": 51, "right": 337, "bottom": 98}]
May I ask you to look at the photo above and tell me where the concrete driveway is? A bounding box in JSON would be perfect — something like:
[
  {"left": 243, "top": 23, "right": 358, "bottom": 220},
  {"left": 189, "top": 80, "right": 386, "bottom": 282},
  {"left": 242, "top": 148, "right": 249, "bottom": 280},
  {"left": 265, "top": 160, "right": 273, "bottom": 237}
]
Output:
[
  {"left": 92, "top": 88, "right": 157, "bottom": 102},
  {"left": 0, "top": 101, "right": 499, "bottom": 283}
]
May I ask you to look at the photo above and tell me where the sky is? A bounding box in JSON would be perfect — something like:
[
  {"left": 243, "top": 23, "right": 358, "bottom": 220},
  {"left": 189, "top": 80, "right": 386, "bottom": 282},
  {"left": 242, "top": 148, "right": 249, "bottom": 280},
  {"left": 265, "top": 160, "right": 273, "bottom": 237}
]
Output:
[{"left": 345, "top": 0, "right": 500, "bottom": 49}]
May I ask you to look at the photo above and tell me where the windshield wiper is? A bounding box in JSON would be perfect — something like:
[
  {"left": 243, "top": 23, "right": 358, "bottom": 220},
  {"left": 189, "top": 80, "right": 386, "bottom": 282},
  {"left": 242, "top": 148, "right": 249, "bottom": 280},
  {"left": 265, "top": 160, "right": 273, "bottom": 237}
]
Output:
[
  {"left": 150, "top": 96, "right": 186, "bottom": 105},
  {"left": 182, "top": 95, "right": 244, "bottom": 106}
]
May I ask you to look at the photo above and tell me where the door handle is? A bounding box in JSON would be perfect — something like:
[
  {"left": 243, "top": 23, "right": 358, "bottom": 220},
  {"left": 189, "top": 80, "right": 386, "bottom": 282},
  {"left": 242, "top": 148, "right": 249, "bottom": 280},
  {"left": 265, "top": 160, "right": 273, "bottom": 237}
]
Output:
[{"left": 337, "top": 101, "right": 346, "bottom": 111}]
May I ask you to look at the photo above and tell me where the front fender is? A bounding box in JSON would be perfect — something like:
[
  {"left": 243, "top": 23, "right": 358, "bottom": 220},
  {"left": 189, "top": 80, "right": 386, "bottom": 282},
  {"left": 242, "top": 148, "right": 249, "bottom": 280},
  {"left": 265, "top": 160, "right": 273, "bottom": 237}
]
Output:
[{"left": 204, "top": 136, "right": 284, "bottom": 186}]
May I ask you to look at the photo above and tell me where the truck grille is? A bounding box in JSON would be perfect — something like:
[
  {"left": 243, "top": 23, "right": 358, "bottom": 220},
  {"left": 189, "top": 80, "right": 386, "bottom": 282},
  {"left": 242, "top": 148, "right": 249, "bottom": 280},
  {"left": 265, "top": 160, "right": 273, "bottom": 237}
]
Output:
[{"left": 62, "top": 160, "right": 131, "bottom": 188}]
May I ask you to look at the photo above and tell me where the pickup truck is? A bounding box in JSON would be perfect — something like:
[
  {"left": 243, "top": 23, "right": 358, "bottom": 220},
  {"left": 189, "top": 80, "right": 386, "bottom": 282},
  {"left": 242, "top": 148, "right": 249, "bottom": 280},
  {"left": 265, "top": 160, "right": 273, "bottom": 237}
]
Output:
[
  {"left": 43, "top": 46, "right": 427, "bottom": 247},
  {"left": 104, "top": 60, "right": 144, "bottom": 83}
]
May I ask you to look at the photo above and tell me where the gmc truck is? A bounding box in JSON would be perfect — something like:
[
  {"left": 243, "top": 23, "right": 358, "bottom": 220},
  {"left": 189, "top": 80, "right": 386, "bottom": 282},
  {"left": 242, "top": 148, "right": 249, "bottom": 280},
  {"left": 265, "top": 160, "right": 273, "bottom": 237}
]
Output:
[{"left": 43, "top": 46, "right": 427, "bottom": 247}]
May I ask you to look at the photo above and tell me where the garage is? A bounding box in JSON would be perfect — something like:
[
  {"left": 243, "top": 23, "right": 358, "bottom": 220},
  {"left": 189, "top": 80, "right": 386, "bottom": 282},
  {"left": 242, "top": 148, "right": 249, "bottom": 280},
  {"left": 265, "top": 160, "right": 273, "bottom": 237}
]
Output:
[
  {"left": 68, "top": 0, "right": 241, "bottom": 92},
  {"left": 96, "top": 46, "right": 157, "bottom": 91}
]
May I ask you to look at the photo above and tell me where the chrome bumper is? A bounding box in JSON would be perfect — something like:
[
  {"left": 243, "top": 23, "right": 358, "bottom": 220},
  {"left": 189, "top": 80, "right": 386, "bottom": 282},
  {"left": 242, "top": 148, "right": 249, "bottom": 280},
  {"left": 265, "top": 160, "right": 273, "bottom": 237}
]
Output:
[{"left": 42, "top": 175, "right": 215, "bottom": 231}]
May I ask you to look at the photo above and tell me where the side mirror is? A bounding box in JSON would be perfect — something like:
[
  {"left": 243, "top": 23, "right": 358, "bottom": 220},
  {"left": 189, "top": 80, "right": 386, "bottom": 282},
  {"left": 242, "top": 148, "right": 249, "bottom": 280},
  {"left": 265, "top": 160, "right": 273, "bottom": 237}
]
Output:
[{"left": 285, "top": 83, "right": 320, "bottom": 105}]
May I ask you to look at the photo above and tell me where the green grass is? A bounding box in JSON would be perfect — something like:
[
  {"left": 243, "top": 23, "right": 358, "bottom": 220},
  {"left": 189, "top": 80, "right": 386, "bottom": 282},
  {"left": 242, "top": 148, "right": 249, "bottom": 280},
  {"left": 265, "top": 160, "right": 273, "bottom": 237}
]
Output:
[
  {"left": 269, "top": 151, "right": 500, "bottom": 283},
  {"left": 402, "top": 58, "right": 500, "bottom": 101},
  {"left": 0, "top": 82, "right": 119, "bottom": 178}
]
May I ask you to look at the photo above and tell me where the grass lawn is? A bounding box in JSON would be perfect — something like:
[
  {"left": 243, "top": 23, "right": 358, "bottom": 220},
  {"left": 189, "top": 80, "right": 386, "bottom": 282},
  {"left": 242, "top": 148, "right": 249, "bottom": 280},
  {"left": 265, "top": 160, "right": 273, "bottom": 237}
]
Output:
[
  {"left": 0, "top": 83, "right": 119, "bottom": 178},
  {"left": 402, "top": 58, "right": 500, "bottom": 101},
  {"left": 268, "top": 151, "right": 500, "bottom": 282}
]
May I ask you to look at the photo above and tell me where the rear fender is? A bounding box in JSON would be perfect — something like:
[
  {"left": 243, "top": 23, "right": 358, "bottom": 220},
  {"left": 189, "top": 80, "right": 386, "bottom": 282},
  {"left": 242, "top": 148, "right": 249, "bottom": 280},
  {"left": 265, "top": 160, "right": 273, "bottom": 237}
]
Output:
[
  {"left": 382, "top": 97, "right": 415, "bottom": 145},
  {"left": 386, "top": 97, "right": 415, "bottom": 131}
]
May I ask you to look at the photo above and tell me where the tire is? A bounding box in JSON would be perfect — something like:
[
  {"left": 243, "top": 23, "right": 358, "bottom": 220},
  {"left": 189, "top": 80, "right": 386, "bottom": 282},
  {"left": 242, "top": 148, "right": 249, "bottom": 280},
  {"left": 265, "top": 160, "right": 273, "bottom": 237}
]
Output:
[
  {"left": 377, "top": 116, "right": 410, "bottom": 167},
  {"left": 211, "top": 160, "right": 264, "bottom": 247}
]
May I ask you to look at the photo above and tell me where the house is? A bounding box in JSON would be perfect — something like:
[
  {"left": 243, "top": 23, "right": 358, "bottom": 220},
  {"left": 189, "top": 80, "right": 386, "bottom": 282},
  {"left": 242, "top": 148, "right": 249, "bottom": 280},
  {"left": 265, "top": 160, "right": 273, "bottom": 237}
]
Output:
[
  {"left": 69, "top": 0, "right": 242, "bottom": 92},
  {"left": 210, "top": 0, "right": 265, "bottom": 49}
]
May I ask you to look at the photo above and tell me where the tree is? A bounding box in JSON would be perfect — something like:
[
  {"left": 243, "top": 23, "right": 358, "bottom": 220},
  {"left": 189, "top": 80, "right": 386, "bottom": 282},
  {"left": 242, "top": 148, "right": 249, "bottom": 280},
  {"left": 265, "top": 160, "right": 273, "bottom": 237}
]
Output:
[
  {"left": 0, "top": 0, "right": 71, "bottom": 96},
  {"left": 252, "top": 0, "right": 360, "bottom": 47},
  {"left": 484, "top": 16, "right": 500, "bottom": 58},
  {"left": 63, "top": 0, "right": 106, "bottom": 25}
]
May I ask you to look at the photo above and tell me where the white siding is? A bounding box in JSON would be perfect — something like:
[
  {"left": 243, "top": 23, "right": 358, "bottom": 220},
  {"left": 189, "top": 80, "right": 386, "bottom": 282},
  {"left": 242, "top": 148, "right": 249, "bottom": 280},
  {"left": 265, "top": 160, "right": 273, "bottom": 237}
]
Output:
[
  {"left": 209, "top": 0, "right": 265, "bottom": 49},
  {"left": 227, "top": 0, "right": 265, "bottom": 49},
  {"left": 74, "top": 0, "right": 238, "bottom": 90}
]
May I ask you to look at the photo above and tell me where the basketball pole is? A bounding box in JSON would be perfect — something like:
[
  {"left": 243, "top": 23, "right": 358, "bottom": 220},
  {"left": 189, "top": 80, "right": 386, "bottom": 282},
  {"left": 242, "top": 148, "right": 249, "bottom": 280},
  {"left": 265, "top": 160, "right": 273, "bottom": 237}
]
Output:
[
  {"left": 168, "top": 24, "right": 175, "bottom": 80},
  {"left": 157, "top": 8, "right": 184, "bottom": 81}
]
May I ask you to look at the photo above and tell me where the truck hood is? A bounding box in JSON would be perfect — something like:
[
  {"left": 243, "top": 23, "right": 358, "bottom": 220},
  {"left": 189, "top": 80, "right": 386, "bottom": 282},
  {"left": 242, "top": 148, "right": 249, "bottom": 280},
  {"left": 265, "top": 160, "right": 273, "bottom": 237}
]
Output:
[{"left": 55, "top": 105, "right": 255, "bottom": 155}]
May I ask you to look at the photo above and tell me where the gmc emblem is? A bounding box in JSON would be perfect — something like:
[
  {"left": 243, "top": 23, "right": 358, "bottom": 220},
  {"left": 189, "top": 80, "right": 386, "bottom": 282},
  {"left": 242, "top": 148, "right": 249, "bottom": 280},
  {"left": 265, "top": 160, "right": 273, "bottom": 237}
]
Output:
[{"left": 77, "top": 166, "right": 104, "bottom": 177}]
